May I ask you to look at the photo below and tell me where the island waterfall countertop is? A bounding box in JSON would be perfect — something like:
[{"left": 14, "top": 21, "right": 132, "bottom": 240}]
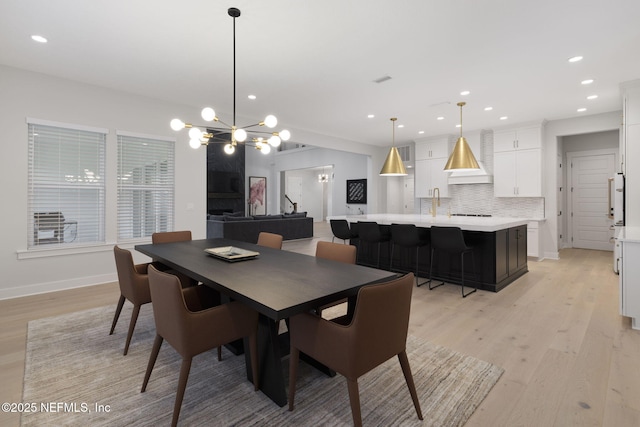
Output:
[{"left": 328, "top": 213, "right": 534, "bottom": 232}]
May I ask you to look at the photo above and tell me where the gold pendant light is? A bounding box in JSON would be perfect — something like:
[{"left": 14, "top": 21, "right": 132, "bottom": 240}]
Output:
[
  {"left": 444, "top": 102, "right": 480, "bottom": 171},
  {"left": 379, "top": 118, "right": 408, "bottom": 176}
]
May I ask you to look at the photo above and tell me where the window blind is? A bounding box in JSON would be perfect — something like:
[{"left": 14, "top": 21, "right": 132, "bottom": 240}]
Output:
[
  {"left": 117, "top": 133, "right": 175, "bottom": 242},
  {"left": 28, "top": 122, "right": 106, "bottom": 248}
]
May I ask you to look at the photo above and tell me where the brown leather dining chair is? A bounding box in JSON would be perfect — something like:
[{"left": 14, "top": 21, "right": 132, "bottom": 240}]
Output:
[
  {"left": 141, "top": 265, "right": 259, "bottom": 427},
  {"left": 110, "top": 245, "right": 152, "bottom": 355},
  {"left": 151, "top": 230, "right": 198, "bottom": 287},
  {"left": 257, "top": 231, "right": 283, "bottom": 249},
  {"left": 314, "top": 241, "right": 357, "bottom": 317},
  {"left": 288, "top": 273, "right": 423, "bottom": 426}
]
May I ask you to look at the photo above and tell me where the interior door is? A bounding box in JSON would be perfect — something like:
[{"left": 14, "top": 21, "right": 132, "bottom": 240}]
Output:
[
  {"left": 569, "top": 151, "right": 616, "bottom": 250},
  {"left": 404, "top": 173, "right": 415, "bottom": 214}
]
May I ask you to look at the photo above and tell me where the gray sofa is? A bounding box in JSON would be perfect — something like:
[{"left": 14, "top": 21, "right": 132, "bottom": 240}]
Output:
[{"left": 206, "top": 212, "right": 313, "bottom": 243}]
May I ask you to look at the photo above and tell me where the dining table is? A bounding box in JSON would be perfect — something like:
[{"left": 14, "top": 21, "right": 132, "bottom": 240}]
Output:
[{"left": 135, "top": 237, "right": 397, "bottom": 406}]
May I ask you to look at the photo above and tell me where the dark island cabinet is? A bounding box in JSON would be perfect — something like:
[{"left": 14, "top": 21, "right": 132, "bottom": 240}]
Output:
[{"left": 351, "top": 223, "right": 528, "bottom": 293}]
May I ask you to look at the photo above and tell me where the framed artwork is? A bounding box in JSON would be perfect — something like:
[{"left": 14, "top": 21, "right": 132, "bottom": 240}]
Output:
[
  {"left": 249, "top": 176, "right": 267, "bottom": 215},
  {"left": 346, "top": 179, "right": 367, "bottom": 204}
]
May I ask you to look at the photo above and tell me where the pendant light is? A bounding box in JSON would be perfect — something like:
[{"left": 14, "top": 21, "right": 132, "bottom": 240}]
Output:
[
  {"left": 444, "top": 102, "right": 480, "bottom": 171},
  {"left": 379, "top": 118, "right": 408, "bottom": 176}
]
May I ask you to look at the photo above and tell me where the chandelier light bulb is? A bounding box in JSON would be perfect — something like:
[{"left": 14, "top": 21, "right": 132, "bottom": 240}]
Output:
[
  {"left": 189, "top": 138, "right": 202, "bottom": 149},
  {"left": 201, "top": 107, "right": 216, "bottom": 121},
  {"left": 261, "top": 144, "right": 271, "bottom": 154},
  {"left": 224, "top": 143, "right": 235, "bottom": 154},
  {"left": 279, "top": 129, "right": 291, "bottom": 141},
  {"left": 234, "top": 128, "right": 247, "bottom": 142},
  {"left": 188, "top": 127, "right": 203, "bottom": 140},
  {"left": 268, "top": 135, "right": 281, "bottom": 147},
  {"left": 170, "top": 118, "right": 185, "bottom": 131},
  {"left": 264, "top": 115, "right": 278, "bottom": 128}
]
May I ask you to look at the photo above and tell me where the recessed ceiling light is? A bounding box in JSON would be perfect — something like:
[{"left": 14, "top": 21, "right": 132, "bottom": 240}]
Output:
[
  {"left": 577, "top": 108, "right": 587, "bottom": 112},
  {"left": 460, "top": 90, "right": 470, "bottom": 96},
  {"left": 587, "top": 95, "right": 598, "bottom": 100},
  {"left": 568, "top": 56, "right": 583, "bottom": 63},
  {"left": 397, "top": 124, "right": 404, "bottom": 128},
  {"left": 367, "top": 114, "right": 375, "bottom": 119},
  {"left": 31, "top": 35, "right": 47, "bottom": 43},
  {"left": 436, "top": 116, "right": 444, "bottom": 121},
  {"left": 248, "top": 94, "right": 256, "bottom": 100},
  {"left": 581, "top": 79, "right": 594, "bottom": 85},
  {"left": 499, "top": 116, "right": 508, "bottom": 120},
  {"left": 484, "top": 106, "right": 493, "bottom": 111},
  {"left": 418, "top": 130, "right": 425, "bottom": 134},
  {"left": 455, "top": 124, "right": 461, "bottom": 128}
]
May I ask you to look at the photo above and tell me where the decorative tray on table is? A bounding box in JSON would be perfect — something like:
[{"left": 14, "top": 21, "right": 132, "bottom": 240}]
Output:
[{"left": 205, "top": 246, "right": 260, "bottom": 262}]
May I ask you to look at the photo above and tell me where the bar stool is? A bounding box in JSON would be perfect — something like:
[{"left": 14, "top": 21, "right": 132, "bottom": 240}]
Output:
[
  {"left": 330, "top": 219, "right": 353, "bottom": 244},
  {"left": 356, "top": 221, "right": 390, "bottom": 269},
  {"left": 390, "top": 223, "right": 429, "bottom": 287},
  {"left": 428, "top": 226, "right": 477, "bottom": 297}
]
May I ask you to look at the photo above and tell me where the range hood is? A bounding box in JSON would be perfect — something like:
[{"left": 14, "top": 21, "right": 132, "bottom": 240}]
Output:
[{"left": 447, "top": 162, "right": 493, "bottom": 184}]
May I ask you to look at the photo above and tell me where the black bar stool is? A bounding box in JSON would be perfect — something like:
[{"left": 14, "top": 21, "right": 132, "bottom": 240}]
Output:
[
  {"left": 330, "top": 219, "right": 353, "bottom": 244},
  {"left": 390, "top": 223, "right": 429, "bottom": 287},
  {"left": 356, "top": 221, "right": 390, "bottom": 269},
  {"left": 428, "top": 226, "right": 477, "bottom": 297}
]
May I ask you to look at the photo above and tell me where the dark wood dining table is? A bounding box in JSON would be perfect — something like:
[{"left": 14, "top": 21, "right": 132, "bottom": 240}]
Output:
[{"left": 135, "top": 237, "right": 397, "bottom": 406}]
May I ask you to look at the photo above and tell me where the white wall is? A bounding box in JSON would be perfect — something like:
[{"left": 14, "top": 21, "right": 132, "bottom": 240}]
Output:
[{"left": 0, "top": 65, "right": 206, "bottom": 299}]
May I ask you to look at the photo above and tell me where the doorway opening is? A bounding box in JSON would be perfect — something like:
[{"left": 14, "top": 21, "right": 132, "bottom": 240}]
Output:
[{"left": 281, "top": 166, "right": 333, "bottom": 221}]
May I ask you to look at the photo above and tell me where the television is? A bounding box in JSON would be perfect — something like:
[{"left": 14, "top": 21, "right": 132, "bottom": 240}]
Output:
[{"left": 208, "top": 171, "right": 242, "bottom": 198}]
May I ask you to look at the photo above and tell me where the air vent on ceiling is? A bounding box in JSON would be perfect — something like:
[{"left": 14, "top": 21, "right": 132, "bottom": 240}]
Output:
[
  {"left": 397, "top": 145, "right": 411, "bottom": 162},
  {"left": 373, "top": 75, "right": 392, "bottom": 84}
]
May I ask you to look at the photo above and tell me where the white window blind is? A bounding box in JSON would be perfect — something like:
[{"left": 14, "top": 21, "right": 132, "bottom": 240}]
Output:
[
  {"left": 28, "top": 121, "right": 106, "bottom": 248},
  {"left": 117, "top": 133, "right": 175, "bottom": 241}
]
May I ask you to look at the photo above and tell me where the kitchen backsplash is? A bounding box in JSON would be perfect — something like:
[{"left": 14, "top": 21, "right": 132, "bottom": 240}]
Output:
[{"left": 418, "top": 129, "right": 545, "bottom": 219}]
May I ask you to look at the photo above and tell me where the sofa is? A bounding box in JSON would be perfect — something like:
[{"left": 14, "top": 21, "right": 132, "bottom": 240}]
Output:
[{"left": 206, "top": 212, "right": 313, "bottom": 243}]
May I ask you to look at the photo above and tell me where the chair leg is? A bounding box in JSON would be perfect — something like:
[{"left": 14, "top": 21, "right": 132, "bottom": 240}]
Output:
[
  {"left": 123, "top": 303, "right": 141, "bottom": 355},
  {"left": 288, "top": 347, "right": 300, "bottom": 411},
  {"left": 217, "top": 346, "right": 222, "bottom": 361},
  {"left": 346, "top": 378, "right": 363, "bottom": 427},
  {"left": 141, "top": 334, "right": 163, "bottom": 392},
  {"left": 109, "top": 295, "right": 126, "bottom": 335},
  {"left": 398, "top": 350, "right": 424, "bottom": 420},
  {"left": 428, "top": 248, "right": 445, "bottom": 290},
  {"left": 461, "top": 251, "right": 477, "bottom": 298},
  {"left": 171, "top": 357, "right": 193, "bottom": 427}
]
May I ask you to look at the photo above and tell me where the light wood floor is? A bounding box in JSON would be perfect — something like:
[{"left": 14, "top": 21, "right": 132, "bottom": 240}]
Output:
[{"left": 1, "top": 222, "right": 638, "bottom": 426}]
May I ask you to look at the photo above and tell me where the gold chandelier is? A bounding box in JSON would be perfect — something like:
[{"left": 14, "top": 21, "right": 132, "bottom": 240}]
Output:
[
  {"left": 169, "top": 7, "right": 290, "bottom": 155},
  {"left": 444, "top": 102, "right": 479, "bottom": 170}
]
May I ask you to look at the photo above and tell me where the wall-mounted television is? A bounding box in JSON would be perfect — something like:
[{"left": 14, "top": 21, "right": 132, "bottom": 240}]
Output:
[{"left": 208, "top": 171, "right": 242, "bottom": 198}]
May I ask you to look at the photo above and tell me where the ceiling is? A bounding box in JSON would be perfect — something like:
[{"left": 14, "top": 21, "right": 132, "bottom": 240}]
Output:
[{"left": 2, "top": 0, "right": 640, "bottom": 147}]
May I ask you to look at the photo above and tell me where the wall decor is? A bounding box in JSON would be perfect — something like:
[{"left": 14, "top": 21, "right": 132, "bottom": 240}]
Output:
[
  {"left": 346, "top": 179, "right": 367, "bottom": 204},
  {"left": 249, "top": 176, "right": 267, "bottom": 215}
]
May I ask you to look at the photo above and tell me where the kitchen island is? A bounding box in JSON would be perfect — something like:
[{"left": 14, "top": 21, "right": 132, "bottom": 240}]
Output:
[{"left": 330, "top": 214, "right": 530, "bottom": 292}]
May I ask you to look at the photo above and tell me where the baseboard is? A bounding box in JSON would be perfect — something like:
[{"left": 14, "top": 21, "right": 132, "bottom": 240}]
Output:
[{"left": 0, "top": 273, "right": 117, "bottom": 300}]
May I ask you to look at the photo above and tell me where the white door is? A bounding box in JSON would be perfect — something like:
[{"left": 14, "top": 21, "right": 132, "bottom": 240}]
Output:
[
  {"left": 404, "top": 174, "right": 415, "bottom": 213},
  {"left": 569, "top": 151, "right": 616, "bottom": 251}
]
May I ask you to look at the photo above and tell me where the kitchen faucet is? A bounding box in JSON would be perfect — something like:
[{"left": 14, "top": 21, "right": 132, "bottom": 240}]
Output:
[{"left": 430, "top": 187, "right": 440, "bottom": 217}]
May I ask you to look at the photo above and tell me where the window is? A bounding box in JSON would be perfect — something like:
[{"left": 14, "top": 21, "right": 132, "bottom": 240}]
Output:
[
  {"left": 117, "top": 132, "right": 175, "bottom": 242},
  {"left": 28, "top": 119, "right": 107, "bottom": 248}
]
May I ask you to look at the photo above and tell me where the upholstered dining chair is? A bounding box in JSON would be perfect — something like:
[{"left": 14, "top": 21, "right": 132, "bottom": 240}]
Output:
[
  {"left": 151, "top": 230, "right": 198, "bottom": 287},
  {"left": 314, "top": 241, "right": 357, "bottom": 317},
  {"left": 141, "top": 265, "right": 259, "bottom": 427},
  {"left": 257, "top": 232, "right": 283, "bottom": 249},
  {"left": 110, "top": 245, "right": 152, "bottom": 355},
  {"left": 288, "top": 273, "right": 423, "bottom": 426}
]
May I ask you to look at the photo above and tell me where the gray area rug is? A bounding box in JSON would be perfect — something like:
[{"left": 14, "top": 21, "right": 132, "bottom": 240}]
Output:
[{"left": 22, "top": 304, "right": 503, "bottom": 426}]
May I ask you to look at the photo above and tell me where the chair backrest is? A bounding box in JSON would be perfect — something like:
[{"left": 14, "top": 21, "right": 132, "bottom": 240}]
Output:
[
  {"left": 357, "top": 221, "right": 381, "bottom": 243},
  {"left": 113, "top": 245, "right": 150, "bottom": 304},
  {"left": 152, "top": 230, "right": 192, "bottom": 244},
  {"left": 330, "top": 219, "right": 352, "bottom": 240},
  {"left": 147, "top": 265, "right": 191, "bottom": 348},
  {"left": 316, "top": 241, "right": 357, "bottom": 264},
  {"left": 348, "top": 273, "right": 414, "bottom": 376},
  {"left": 257, "top": 232, "right": 283, "bottom": 249},
  {"left": 430, "top": 226, "right": 468, "bottom": 252},
  {"left": 390, "top": 224, "right": 420, "bottom": 247}
]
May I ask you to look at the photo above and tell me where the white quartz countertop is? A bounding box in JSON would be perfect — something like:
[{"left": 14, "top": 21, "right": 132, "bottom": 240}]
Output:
[
  {"left": 328, "top": 214, "right": 532, "bottom": 232},
  {"left": 618, "top": 227, "right": 640, "bottom": 243}
]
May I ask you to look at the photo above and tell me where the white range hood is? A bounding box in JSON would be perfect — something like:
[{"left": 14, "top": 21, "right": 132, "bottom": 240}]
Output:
[{"left": 448, "top": 162, "right": 493, "bottom": 184}]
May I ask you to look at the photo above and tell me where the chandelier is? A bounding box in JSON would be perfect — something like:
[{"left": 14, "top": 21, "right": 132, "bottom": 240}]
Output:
[{"left": 169, "top": 7, "right": 290, "bottom": 155}]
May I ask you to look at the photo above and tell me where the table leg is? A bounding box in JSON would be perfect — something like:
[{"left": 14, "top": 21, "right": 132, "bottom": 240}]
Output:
[{"left": 245, "top": 314, "right": 287, "bottom": 407}]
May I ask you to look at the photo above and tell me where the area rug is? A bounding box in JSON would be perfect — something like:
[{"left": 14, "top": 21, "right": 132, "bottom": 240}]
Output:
[{"left": 22, "top": 304, "right": 503, "bottom": 426}]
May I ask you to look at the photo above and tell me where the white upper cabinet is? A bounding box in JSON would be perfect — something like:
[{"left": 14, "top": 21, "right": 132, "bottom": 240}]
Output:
[
  {"left": 414, "top": 136, "right": 450, "bottom": 198},
  {"left": 415, "top": 137, "right": 449, "bottom": 160},
  {"left": 494, "top": 125, "right": 542, "bottom": 152},
  {"left": 493, "top": 123, "right": 543, "bottom": 197}
]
